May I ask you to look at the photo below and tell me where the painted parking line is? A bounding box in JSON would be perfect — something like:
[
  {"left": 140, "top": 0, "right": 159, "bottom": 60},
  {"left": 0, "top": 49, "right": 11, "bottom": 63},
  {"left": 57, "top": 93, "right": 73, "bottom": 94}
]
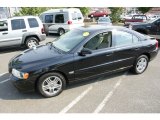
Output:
[
  {"left": 0, "top": 72, "right": 10, "bottom": 84},
  {"left": 94, "top": 72, "right": 128, "bottom": 113},
  {"left": 0, "top": 79, "right": 10, "bottom": 84},
  {"left": 59, "top": 86, "right": 93, "bottom": 113},
  {"left": 0, "top": 72, "right": 7, "bottom": 77}
]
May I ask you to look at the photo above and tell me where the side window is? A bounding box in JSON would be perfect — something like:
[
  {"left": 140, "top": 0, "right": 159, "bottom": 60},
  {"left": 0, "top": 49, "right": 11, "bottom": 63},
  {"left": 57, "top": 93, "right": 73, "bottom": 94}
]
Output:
[
  {"left": 133, "top": 35, "right": 139, "bottom": 43},
  {"left": 84, "top": 32, "right": 112, "bottom": 50},
  {"left": 113, "top": 31, "right": 133, "bottom": 47},
  {"left": 72, "top": 13, "right": 77, "bottom": 20},
  {"left": 11, "top": 19, "right": 26, "bottom": 30},
  {"left": 55, "top": 14, "right": 64, "bottom": 23},
  {"left": 28, "top": 18, "right": 39, "bottom": 28},
  {"left": 0, "top": 21, "right": 8, "bottom": 32},
  {"left": 45, "top": 15, "right": 53, "bottom": 23},
  {"left": 77, "top": 13, "right": 82, "bottom": 20}
]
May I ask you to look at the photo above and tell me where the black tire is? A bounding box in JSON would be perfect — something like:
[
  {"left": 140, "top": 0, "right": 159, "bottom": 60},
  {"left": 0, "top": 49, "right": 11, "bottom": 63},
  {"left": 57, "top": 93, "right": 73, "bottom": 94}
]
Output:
[
  {"left": 131, "top": 55, "right": 149, "bottom": 74},
  {"left": 58, "top": 28, "right": 65, "bottom": 36},
  {"left": 37, "top": 72, "right": 66, "bottom": 98},
  {"left": 25, "top": 37, "right": 39, "bottom": 49}
]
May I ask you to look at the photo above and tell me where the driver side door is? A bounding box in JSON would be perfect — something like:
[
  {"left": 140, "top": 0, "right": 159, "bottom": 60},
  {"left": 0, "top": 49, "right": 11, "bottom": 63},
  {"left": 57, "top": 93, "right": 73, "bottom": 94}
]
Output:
[{"left": 73, "top": 31, "right": 115, "bottom": 81}]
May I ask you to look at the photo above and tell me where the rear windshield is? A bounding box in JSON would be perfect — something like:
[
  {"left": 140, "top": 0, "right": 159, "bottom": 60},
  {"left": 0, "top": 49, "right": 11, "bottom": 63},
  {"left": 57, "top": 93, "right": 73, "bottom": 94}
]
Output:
[{"left": 53, "top": 29, "right": 89, "bottom": 52}]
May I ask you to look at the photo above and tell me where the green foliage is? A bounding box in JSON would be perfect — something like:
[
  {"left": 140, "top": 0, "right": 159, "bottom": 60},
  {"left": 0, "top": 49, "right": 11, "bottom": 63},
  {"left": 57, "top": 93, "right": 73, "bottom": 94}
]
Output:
[
  {"left": 109, "top": 7, "right": 123, "bottom": 23},
  {"left": 79, "top": 7, "right": 90, "bottom": 16},
  {"left": 14, "top": 7, "right": 55, "bottom": 16},
  {"left": 137, "top": 7, "right": 152, "bottom": 14}
]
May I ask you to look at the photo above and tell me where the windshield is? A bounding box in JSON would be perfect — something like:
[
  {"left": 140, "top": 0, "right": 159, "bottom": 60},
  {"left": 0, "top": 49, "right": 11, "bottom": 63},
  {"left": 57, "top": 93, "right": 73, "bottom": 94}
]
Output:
[
  {"left": 52, "top": 29, "right": 89, "bottom": 52},
  {"left": 98, "top": 17, "right": 111, "bottom": 22}
]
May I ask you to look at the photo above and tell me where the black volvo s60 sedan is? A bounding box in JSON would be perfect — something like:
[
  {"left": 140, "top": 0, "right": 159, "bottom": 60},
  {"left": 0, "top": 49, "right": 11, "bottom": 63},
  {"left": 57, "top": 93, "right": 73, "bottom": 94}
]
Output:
[{"left": 8, "top": 25, "right": 159, "bottom": 97}]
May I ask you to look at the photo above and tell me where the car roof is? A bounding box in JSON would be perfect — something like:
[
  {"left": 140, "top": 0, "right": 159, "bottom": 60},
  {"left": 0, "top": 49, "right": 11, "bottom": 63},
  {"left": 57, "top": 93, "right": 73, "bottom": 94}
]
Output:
[
  {"left": 75, "top": 25, "right": 128, "bottom": 32},
  {"left": 6, "top": 16, "right": 38, "bottom": 20},
  {"left": 42, "top": 8, "right": 80, "bottom": 14},
  {"left": 75, "top": 25, "right": 146, "bottom": 39}
]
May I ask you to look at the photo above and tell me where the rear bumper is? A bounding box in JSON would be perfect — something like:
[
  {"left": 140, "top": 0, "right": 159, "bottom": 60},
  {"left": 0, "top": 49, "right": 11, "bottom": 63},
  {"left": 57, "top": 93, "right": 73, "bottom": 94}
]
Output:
[
  {"left": 10, "top": 74, "right": 36, "bottom": 92},
  {"left": 149, "top": 48, "right": 159, "bottom": 61},
  {"left": 39, "top": 34, "right": 46, "bottom": 41}
]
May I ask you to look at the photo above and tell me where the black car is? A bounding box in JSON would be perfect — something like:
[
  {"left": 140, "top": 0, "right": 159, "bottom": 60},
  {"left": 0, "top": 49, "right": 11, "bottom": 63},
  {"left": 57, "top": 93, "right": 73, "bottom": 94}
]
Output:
[
  {"left": 129, "top": 17, "right": 160, "bottom": 42},
  {"left": 9, "top": 25, "right": 159, "bottom": 98}
]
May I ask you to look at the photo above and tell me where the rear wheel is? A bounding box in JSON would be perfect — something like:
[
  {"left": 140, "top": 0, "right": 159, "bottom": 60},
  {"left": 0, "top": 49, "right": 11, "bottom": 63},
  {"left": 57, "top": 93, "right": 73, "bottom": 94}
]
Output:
[
  {"left": 25, "top": 37, "right": 39, "bottom": 49},
  {"left": 58, "top": 28, "right": 65, "bottom": 36},
  {"left": 131, "top": 55, "right": 148, "bottom": 74},
  {"left": 37, "top": 72, "right": 66, "bottom": 98}
]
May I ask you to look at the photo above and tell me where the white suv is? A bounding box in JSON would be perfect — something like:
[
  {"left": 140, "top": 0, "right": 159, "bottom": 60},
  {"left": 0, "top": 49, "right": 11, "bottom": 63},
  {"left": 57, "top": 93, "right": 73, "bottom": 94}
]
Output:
[{"left": 0, "top": 16, "right": 46, "bottom": 49}]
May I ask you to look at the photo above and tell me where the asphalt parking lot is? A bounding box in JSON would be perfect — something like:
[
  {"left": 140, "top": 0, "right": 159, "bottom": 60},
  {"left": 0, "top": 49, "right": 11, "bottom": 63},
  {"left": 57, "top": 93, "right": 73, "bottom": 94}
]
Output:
[{"left": 0, "top": 34, "right": 160, "bottom": 113}]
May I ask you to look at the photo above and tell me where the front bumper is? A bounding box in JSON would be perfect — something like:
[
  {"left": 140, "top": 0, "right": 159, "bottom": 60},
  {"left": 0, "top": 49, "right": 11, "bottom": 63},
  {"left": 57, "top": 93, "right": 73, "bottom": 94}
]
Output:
[{"left": 10, "top": 74, "right": 36, "bottom": 92}]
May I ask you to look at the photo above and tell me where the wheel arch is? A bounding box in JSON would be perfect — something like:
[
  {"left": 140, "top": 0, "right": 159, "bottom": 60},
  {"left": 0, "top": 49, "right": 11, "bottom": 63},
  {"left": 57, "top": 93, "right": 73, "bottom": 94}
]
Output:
[
  {"left": 22, "top": 34, "right": 40, "bottom": 45},
  {"left": 35, "top": 70, "right": 69, "bottom": 90}
]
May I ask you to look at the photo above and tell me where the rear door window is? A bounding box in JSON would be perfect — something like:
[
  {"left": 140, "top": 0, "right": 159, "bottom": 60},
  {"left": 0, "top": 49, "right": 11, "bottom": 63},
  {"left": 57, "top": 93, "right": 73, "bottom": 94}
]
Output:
[
  {"left": 55, "top": 14, "right": 64, "bottom": 23},
  {"left": 28, "top": 18, "right": 39, "bottom": 28},
  {"left": 77, "top": 13, "right": 83, "bottom": 20},
  {"left": 11, "top": 19, "right": 26, "bottom": 30},
  {"left": 113, "top": 31, "right": 133, "bottom": 47},
  {"left": 72, "top": 13, "right": 77, "bottom": 20},
  {"left": 45, "top": 14, "right": 53, "bottom": 23}
]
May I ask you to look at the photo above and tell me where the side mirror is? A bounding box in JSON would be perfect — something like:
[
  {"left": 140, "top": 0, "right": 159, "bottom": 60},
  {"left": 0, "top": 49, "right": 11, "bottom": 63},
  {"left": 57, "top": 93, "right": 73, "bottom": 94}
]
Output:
[{"left": 79, "top": 48, "right": 92, "bottom": 56}]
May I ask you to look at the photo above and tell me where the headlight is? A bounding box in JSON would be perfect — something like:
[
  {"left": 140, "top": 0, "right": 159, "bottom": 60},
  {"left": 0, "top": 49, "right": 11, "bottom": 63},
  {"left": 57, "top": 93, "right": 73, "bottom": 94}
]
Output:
[
  {"left": 129, "top": 25, "right": 132, "bottom": 29},
  {"left": 12, "top": 69, "right": 29, "bottom": 79}
]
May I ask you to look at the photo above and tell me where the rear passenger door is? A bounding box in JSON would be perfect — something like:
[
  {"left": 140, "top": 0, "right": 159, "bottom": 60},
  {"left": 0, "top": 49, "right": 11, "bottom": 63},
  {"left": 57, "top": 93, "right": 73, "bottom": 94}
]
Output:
[
  {"left": 112, "top": 30, "right": 142, "bottom": 69},
  {"left": 27, "top": 18, "right": 39, "bottom": 32}
]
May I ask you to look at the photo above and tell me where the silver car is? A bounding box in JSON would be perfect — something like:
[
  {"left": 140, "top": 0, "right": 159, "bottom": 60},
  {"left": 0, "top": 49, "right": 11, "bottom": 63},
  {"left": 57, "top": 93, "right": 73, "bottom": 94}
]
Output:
[{"left": 97, "top": 17, "right": 112, "bottom": 26}]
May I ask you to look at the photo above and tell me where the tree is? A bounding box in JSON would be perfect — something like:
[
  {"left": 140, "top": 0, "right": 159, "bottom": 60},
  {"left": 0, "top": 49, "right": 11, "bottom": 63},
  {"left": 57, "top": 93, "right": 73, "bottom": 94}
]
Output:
[
  {"left": 79, "top": 7, "right": 90, "bottom": 16},
  {"left": 109, "top": 7, "right": 123, "bottom": 23},
  {"left": 137, "top": 7, "right": 152, "bottom": 14},
  {"left": 14, "top": 7, "right": 55, "bottom": 16}
]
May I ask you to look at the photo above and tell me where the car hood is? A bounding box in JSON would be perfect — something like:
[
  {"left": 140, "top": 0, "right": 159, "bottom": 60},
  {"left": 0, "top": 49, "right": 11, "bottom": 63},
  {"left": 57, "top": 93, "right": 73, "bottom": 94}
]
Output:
[{"left": 10, "top": 45, "right": 63, "bottom": 70}]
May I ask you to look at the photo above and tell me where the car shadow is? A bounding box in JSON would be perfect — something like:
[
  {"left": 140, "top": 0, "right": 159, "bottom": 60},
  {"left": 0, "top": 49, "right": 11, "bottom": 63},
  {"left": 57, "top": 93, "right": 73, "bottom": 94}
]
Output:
[{"left": 0, "top": 70, "right": 137, "bottom": 100}]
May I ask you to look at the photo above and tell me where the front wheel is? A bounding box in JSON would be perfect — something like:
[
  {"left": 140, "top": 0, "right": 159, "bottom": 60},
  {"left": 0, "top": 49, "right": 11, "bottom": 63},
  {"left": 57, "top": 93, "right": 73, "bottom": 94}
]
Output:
[
  {"left": 37, "top": 72, "right": 66, "bottom": 98},
  {"left": 131, "top": 55, "right": 149, "bottom": 74}
]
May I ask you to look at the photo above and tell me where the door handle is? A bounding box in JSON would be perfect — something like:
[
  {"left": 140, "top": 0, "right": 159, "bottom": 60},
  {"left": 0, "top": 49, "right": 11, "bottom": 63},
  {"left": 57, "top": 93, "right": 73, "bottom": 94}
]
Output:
[
  {"left": 2, "top": 32, "right": 8, "bottom": 35},
  {"left": 22, "top": 30, "right": 27, "bottom": 32},
  {"left": 134, "top": 48, "right": 140, "bottom": 50},
  {"left": 106, "top": 52, "right": 113, "bottom": 56}
]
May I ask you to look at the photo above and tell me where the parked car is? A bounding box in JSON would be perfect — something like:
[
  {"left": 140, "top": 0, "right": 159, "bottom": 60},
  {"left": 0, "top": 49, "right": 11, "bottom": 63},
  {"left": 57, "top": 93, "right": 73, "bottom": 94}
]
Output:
[
  {"left": 124, "top": 15, "right": 148, "bottom": 27},
  {"left": 9, "top": 25, "right": 158, "bottom": 98},
  {"left": 97, "top": 17, "right": 112, "bottom": 26},
  {"left": 88, "top": 10, "right": 108, "bottom": 18},
  {"left": 39, "top": 8, "right": 84, "bottom": 36},
  {"left": 129, "top": 17, "right": 160, "bottom": 42},
  {"left": 0, "top": 16, "right": 46, "bottom": 49}
]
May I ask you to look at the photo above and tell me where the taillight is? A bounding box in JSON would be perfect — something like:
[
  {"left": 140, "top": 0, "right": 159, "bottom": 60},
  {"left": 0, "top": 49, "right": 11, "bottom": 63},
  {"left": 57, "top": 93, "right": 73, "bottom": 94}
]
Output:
[
  {"left": 68, "top": 20, "right": 72, "bottom": 25},
  {"left": 156, "top": 40, "right": 158, "bottom": 49},
  {"left": 41, "top": 27, "right": 45, "bottom": 34}
]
